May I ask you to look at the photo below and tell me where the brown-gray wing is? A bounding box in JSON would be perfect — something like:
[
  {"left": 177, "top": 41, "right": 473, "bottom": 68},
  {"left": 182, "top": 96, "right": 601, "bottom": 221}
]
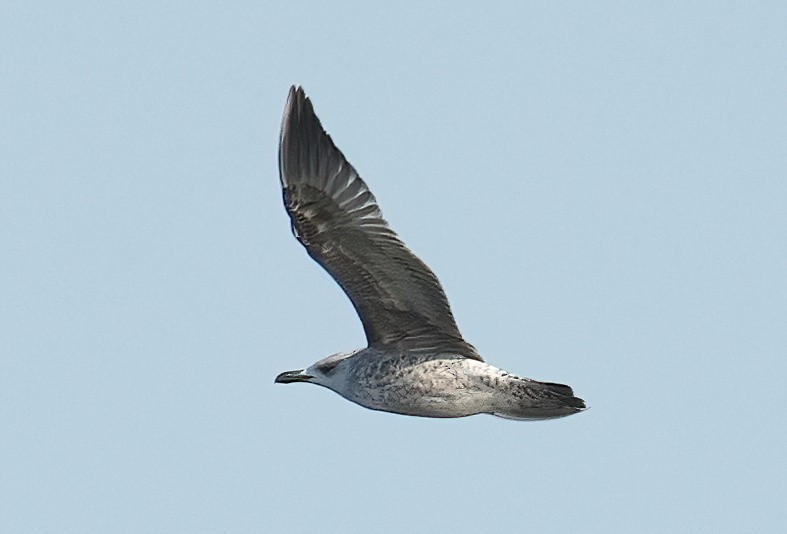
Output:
[{"left": 278, "top": 86, "right": 481, "bottom": 361}]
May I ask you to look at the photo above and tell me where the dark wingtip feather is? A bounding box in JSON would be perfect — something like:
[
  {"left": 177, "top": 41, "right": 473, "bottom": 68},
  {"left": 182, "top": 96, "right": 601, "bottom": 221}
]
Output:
[
  {"left": 281, "top": 85, "right": 317, "bottom": 137},
  {"left": 279, "top": 85, "right": 341, "bottom": 191},
  {"left": 279, "top": 86, "right": 310, "bottom": 177}
]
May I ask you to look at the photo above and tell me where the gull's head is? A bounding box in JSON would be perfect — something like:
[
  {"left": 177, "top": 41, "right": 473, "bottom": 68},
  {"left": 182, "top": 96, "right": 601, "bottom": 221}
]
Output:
[{"left": 274, "top": 350, "right": 359, "bottom": 388}]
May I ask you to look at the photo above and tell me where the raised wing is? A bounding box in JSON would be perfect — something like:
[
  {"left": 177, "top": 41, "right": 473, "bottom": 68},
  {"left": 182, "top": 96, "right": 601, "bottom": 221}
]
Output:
[{"left": 278, "top": 86, "right": 481, "bottom": 361}]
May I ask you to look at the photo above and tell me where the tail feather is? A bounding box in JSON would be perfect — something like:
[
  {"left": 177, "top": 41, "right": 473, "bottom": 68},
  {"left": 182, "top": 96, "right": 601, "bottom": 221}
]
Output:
[
  {"left": 538, "top": 379, "right": 586, "bottom": 411},
  {"left": 492, "top": 378, "right": 586, "bottom": 420},
  {"left": 540, "top": 381, "right": 575, "bottom": 397}
]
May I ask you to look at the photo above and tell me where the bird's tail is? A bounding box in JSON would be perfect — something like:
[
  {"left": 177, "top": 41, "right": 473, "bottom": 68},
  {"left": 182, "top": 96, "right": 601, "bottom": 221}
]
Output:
[{"left": 493, "top": 379, "right": 586, "bottom": 421}]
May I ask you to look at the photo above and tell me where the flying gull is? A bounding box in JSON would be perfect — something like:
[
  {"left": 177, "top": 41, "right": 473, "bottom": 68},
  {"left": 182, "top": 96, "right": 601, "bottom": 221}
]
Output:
[{"left": 275, "top": 86, "right": 585, "bottom": 420}]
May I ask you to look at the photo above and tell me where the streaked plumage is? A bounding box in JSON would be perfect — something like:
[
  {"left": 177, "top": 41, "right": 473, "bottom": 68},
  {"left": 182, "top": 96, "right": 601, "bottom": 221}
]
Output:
[{"left": 274, "top": 86, "right": 585, "bottom": 420}]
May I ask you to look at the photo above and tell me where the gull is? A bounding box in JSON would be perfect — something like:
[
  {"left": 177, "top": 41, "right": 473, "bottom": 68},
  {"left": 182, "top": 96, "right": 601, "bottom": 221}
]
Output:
[{"left": 274, "top": 86, "right": 585, "bottom": 420}]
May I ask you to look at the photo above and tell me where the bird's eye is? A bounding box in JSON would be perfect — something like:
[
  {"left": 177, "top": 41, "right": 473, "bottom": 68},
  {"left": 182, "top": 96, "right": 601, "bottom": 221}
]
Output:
[{"left": 316, "top": 360, "right": 339, "bottom": 375}]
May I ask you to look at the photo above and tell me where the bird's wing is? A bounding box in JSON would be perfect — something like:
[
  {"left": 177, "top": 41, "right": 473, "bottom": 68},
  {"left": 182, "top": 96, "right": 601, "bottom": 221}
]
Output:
[{"left": 278, "top": 86, "right": 481, "bottom": 361}]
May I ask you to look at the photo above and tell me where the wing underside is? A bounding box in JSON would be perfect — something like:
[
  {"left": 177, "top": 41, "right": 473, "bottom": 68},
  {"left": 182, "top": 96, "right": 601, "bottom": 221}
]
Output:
[{"left": 278, "top": 86, "right": 481, "bottom": 361}]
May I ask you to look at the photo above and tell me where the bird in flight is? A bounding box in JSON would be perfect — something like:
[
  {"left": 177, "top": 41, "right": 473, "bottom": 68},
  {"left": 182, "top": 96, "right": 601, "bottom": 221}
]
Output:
[{"left": 275, "top": 86, "right": 585, "bottom": 420}]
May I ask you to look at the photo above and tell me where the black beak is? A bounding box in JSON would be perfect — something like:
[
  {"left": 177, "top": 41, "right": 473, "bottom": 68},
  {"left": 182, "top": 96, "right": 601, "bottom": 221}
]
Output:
[{"left": 274, "top": 369, "right": 313, "bottom": 384}]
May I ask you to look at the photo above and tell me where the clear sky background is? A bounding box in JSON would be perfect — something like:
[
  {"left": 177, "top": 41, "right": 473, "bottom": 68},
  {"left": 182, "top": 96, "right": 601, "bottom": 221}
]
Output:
[{"left": 2, "top": 2, "right": 785, "bottom": 532}]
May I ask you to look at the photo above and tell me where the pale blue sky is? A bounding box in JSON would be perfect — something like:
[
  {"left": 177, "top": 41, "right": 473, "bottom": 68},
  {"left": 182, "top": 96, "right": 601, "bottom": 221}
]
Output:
[{"left": 2, "top": 2, "right": 786, "bottom": 532}]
